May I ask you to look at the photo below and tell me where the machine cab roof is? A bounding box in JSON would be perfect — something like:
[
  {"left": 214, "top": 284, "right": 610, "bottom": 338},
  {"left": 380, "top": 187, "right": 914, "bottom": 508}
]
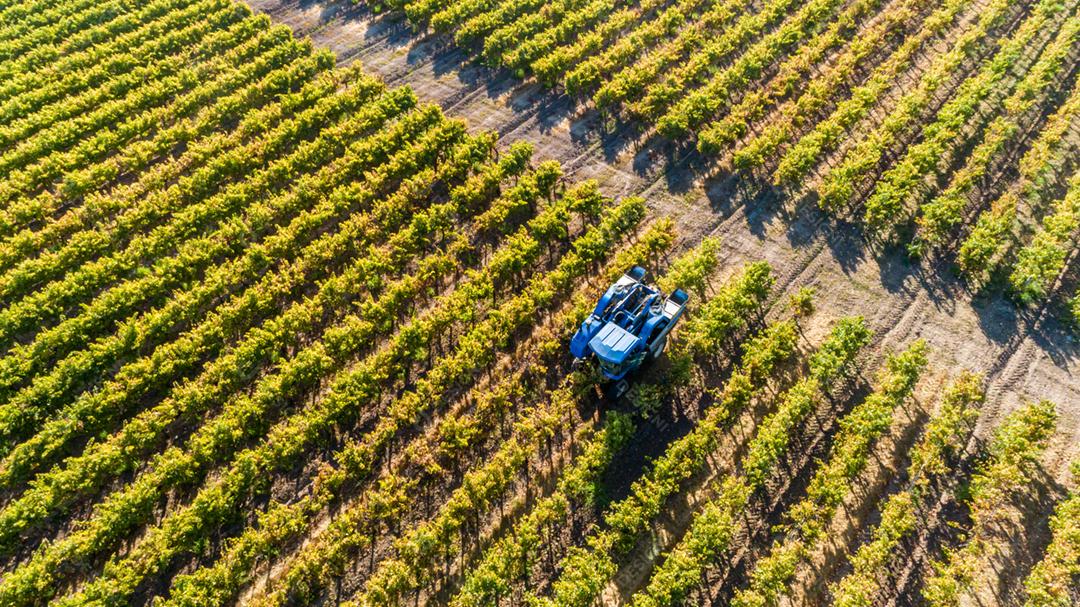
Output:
[{"left": 570, "top": 266, "right": 689, "bottom": 381}]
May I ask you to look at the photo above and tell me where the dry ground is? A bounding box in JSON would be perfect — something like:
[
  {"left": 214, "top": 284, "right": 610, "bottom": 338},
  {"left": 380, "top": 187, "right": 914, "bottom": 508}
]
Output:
[{"left": 244, "top": 0, "right": 1080, "bottom": 601}]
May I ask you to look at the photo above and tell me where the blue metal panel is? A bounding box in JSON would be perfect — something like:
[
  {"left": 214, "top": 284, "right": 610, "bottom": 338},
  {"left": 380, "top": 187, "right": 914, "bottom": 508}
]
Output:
[
  {"left": 569, "top": 266, "right": 689, "bottom": 382},
  {"left": 588, "top": 323, "right": 639, "bottom": 365}
]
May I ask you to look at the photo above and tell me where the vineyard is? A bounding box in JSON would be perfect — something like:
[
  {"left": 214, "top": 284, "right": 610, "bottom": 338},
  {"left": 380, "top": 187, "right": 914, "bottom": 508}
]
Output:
[
  {"left": 354, "top": 0, "right": 1080, "bottom": 311},
  {"left": 0, "top": 0, "right": 1078, "bottom": 606}
]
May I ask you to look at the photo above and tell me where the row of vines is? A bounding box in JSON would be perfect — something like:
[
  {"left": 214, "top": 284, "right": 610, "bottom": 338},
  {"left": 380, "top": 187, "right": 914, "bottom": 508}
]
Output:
[{"left": 374, "top": 0, "right": 1080, "bottom": 317}]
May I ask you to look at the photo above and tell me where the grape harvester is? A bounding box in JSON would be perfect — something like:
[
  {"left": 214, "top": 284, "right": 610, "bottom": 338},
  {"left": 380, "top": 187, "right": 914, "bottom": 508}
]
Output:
[{"left": 570, "top": 266, "right": 688, "bottom": 396}]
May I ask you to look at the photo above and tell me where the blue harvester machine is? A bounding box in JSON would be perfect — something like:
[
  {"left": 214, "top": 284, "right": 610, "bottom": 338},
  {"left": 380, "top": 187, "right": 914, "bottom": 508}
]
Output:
[{"left": 570, "top": 266, "right": 689, "bottom": 395}]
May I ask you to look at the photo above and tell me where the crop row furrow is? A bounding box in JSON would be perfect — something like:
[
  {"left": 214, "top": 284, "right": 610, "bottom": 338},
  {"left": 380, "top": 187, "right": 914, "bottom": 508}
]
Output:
[
  {"left": 0, "top": 0, "right": 251, "bottom": 151},
  {"left": 0, "top": 2, "right": 245, "bottom": 180},
  {"left": 0, "top": 63, "right": 342, "bottom": 275},
  {"left": 0, "top": 22, "right": 314, "bottom": 238},
  {"left": 656, "top": 0, "right": 852, "bottom": 139},
  {"left": 729, "top": 341, "right": 928, "bottom": 607},
  {"left": 815, "top": 0, "right": 1041, "bottom": 212},
  {"left": 155, "top": 146, "right": 608, "bottom": 607},
  {"left": 0, "top": 0, "right": 216, "bottom": 102},
  {"left": 1021, "top": 462, "right": 1080, "bottom": 607},
  {"left": 246, "top": 194, "right": 645, "bottom": 607},
  {"left": 0, "top": 94, "right": 440, "bottom": 485},
  {"left": 0, "top": 0, "right": 134, "bottom": 74},
  {"left": 0, "top": 71, "right": 384, "bottom": 354},
  {"left": 861, "top": 6, "right": 1076, "bottom": 241},
  {"left": 593, "top": 0, "right": 750, "bottom": 111},
  {"left": 0, "top": 0, "right": 116, "bottom": 55},
  {"left": 709, "top": 0, "right": 919, "bottom": 160},
  {"left": 499, "top": 0, "right": 639, "bottom": 75},
  {"left": 560, "top": 0, "right": 706, "bottom": 96},
  {"left": 537, "top": 0, "right": 680, "bottom": 89},
  {"left": 629, "top": 0, "right": 802, "bottom": 122},
  {"left": 480, "top": 0, "right": 596, "bottom": 68},
  {"left": 0, "top": 54, "right": 349, "bottom": 306},
  {"left": 34, "top": 182, "right": 641, "bottom": 607},
  {"left": 1008, "top": 171, "right": 1080, "bottom": 303},
  {"left": 921, "top": 400, "right": 1058, "bottom": 607},
  {"left": 0, "top": 83, "right": 400, "bottom": 421},
  {"left": 451, "top": 0, "right": 549, "bottom": 49},
  {"left": 349, "top": 232, "right": 718, "bottom": 606},
  {"left": 912, "top": 15, "right": 1080, "bottom": 255},
  {"left": 828, "top": 373, "right": 985, "bottom": 607},
  {"left": 773, "top": 0, "right": 990, "bottom": 187},
  {"left": 958, "top": 81, "right": 1080, "bottom": 284},
  {"left": 625, "top": 316, "right": 872, "bottom": 607},
  {"left": 455, "top": 282, "right": 791, "bottom": 607},
  {"left": 0, "top": 126, "right": 517, "bottom": 564},
  {"left": 0, "top": 126, "right": 517, "bottom": 605},
  {"left": 538, "top": 268, "right": 819, "bottom": 607},
  {"left": 0, "top": 10, "right": 286, "bottom": 208}
]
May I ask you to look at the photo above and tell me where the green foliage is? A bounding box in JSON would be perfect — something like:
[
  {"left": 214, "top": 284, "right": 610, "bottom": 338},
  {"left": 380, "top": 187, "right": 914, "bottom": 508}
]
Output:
[
  {"left": 561, "top": 412, "right": 636, "bottom": 507},
  {"left": 828, "top": 371, "right": 984, "bottom": 607},
  {"left": 908, "top": 372, "right": 984, "bottom": 482},
  {"left": 0, "top": 56, "right": 648, "bottom": 601},
  {"left": 1068, "top": 292, "right": 1080, "bottom": 333},
  {"left": 657, "top": 236, "right": 721, "bottom": 297},
  {"left": 788, "top": 286, "right": 815, "bottom": 319},
  {"left": 263, "top": 196, "right": 646, "bottom": 607},
  {"left": 655, "top": 0, "right": 850, "bottom": 139},
  {"left": 914, "top": 14, "right": 1078, "bottom": 251},
  {"left": 544, "top": 285, "right": 799, "bottom": 607},
  {"left": 631, "top": 317, "right": 869, "bottom": 607},
  {"left": 923, "top": 400, "right": 1058, "bottom": 607},
  {"left": 732, "top": 341, "right": 927, "bottom": 607},
  {"left": 713, "top": 0, "right": 920, "bottom": 163},
  {"left": 1010, "top": 173, "right": 1080, "bottom": 304},
  {"left": 680, "top": 261, "right": 774, "bottom": 357},
  {"left": 4, "top": 1, "right": 1074, "bottom": 605},
  {"left": 813, "top": 0, "right": 1013, "bottom": 211},
  {"left": 861, "top": 1, "right": 1071, "bottom": 241},
  {"left": 774, "top": 0, "right": 977, "bottom": 187},
  {"left": 807, "top": 315, "right": 871, "bottom": 383},
  {"left": 1023, "top": 473, "right": 1080, "bottom": 607},
  {"left": 958, "top": 83, "right": 1080, "bottom": 285}
]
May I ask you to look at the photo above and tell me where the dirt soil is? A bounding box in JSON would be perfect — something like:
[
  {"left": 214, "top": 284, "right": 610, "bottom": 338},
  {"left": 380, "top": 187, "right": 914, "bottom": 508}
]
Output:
[{"left": 244, "top": 0, "right": 1080, "bottom": 596}]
